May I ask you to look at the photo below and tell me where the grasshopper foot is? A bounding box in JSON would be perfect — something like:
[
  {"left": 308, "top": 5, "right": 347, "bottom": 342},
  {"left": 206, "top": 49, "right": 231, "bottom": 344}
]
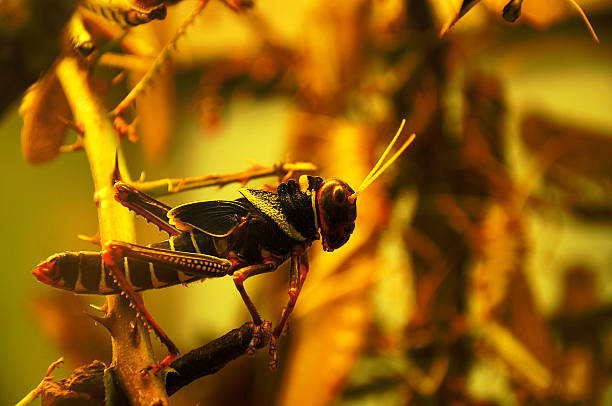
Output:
[
  {"left": 141, "top": 353, "right": 177, "bottom": 375},
  {"left": 248, "top": 320, "right": 272, "bottom": 355},
  {"left": 268, "top": 335, "right": 279, "bottom": 370}
]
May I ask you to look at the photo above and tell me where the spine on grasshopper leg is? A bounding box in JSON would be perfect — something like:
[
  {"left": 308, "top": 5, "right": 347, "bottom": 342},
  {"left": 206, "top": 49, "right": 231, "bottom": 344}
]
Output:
[{"left": 33, "top": 231, "right": 219, "bottom": 294}]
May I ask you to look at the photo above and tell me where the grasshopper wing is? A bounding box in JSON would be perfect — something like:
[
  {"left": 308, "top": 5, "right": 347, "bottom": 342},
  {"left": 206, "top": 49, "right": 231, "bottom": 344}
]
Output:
[{"left": 168, "top": 200, "right": 251, "bottom": 237}]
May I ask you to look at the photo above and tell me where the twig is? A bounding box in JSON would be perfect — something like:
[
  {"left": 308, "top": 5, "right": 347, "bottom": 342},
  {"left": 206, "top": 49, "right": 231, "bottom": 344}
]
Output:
[
  {"left": 40, "top": 361, "right": 108, "bottom": 406},
  {"left": 97, "top": 52, "right": 154, "bottom": 72},
  {"left": 166, "top": 322, "right": 266, "bottom": 395},
  {"left": 110, "top": 0, "right": 211, "bottom": 135},
  {"left": 56, "top": 56, "right": 169, "bottom": 405},
  {"left": 134, "top": 161, "right": 317, "bottom": 197},
  {"left": 32, "top": 323, "right": 265, "bottom": 403},
  {"left": 15, "top": 358, "right": 64, "bottom": 406}
]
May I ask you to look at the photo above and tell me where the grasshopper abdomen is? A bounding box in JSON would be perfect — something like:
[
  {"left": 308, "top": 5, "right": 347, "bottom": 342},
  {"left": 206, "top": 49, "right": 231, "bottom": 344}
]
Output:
[{"left": 34, "top": 230, "right": 225, "bottom": 294}]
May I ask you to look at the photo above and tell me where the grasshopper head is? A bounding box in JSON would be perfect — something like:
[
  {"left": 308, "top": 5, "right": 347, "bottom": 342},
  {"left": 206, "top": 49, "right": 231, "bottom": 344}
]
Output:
[
  {"left": 313, "top": 120, "right": 415, "bottom": 252},
  {"left": 316, "top": 179, "right": 357, "bottom": 252}
]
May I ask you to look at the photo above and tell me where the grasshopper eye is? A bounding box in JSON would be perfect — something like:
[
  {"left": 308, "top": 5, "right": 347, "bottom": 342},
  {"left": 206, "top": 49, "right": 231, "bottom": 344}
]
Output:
[{"left": 332, "top": 185, "right": 346, "bottom": 205}]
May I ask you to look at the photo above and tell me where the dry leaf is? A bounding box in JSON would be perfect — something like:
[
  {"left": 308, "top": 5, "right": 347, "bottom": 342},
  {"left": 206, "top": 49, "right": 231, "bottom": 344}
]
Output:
[
  {"left": 20, "top": 69, "right": 72, "bottom": 164},
  {"left": 521, "top": 115, "right": 612, "bottom": 201},
  {"left": 131, "top": 62, "right": 175, "bottom": 162}
]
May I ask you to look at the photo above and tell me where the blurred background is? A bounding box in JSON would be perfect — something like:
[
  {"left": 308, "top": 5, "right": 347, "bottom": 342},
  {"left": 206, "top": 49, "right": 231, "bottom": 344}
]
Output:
[{"left": 1, "top": 0, "right": 612, "bottom": 404}]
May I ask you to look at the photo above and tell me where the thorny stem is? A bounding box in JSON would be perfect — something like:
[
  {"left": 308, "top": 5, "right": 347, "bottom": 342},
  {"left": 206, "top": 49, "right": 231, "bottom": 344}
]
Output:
[
  {"left": 110, "top": 0, "right": 210, "bottom": 121},
  {"left": 98, "top": 52, "right": 154, "bottom": 72},
  {"left": 56, "top": 57, "right": 169, "bottom": 405},
  {"left": 23, "top": 323, "right": 266, "bottom": 404},
  {"left": 166, "top": 322, "right": 267, "bottom": 395},
  {"left": 134, "top": 161, "right": 317, "bottom": 197}
]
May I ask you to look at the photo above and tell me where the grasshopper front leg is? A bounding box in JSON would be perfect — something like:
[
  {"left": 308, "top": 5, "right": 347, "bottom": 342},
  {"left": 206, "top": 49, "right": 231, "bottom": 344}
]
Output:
[
  {"left": 268, "top": 249, "right": 310, "bottom": 369},
  {"left": 102, "top": 240, "right": 231, "bottom": 373},
  {"left": 231, "top": 261, "right": 280, "bottom": 352}
]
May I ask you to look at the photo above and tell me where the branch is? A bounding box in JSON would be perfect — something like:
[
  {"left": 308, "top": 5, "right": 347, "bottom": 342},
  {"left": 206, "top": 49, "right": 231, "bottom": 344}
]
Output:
[
  {"left": 40, "top": 361, "right": 107, "bottom": 406},
  {"left": 56, "top": 56, "right": 169, "bottom": 405},
  {"left": 110, "top": 0, "right": 211, "bottom": 138},
  {"left": 134, "top": 161, "right": 317, "bottom": 197},
  {"left": 166, "top": 322, "right": 264, "bottom": 395},
  {"left": 15, "top": 358, "right": 64, "bottom": 406},
  {"left": 37, "top": 323, "right": 264, "bottom": 404}
]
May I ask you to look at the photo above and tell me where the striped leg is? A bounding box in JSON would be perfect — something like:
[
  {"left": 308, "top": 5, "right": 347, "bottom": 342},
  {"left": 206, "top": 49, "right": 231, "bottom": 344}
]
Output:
[
  {"left": 104, "top": 241, "right": 231, "bottom": 277},
  {"left": 268, "top": 250, "right": 309, "bottom": 369},
  {"left": 113, "top": 182, "right": 180, "bottom": 236},
  {"left": 102, "top": 240, "right": 232, "bottom": 373}
]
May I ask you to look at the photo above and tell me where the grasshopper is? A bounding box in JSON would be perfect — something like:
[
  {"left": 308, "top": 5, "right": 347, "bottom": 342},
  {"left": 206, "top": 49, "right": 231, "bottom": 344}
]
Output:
[{"left": 34, "top": 121, "right": 415, "bottom": 372}]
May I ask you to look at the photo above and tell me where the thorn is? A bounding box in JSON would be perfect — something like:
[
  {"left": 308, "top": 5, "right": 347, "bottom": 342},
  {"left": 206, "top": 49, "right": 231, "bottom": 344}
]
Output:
[
  {"left": 77, "top": 231, "right": 101, "bottom": 246},
  {"left": 110, "top": 71, "right": 125, "bottom": 87},
  {"left": 89, "top": 302, "right": 108, "bottom": 314},
  {"left": 112, "top": 151, "right": 122, "bottom": 184},
  {"left": 45, "top": 357, "right": 64, "bottom": 377},
  {"left": 57, "top": 115, "right": 84, "bottom": 135},
  {"left": 129, "top": 320, "right": 140, "bottom": 345},
  {"left": 60, "top": 135, "right": 85, "bottom": 153},
  {"left": 85, "top": 311, "right": 111, "bottom": 331}
]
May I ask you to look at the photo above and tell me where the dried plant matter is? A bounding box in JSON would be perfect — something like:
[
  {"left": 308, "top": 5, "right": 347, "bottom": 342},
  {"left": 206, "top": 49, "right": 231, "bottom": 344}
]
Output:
[{"left": 33, "top": 323, "right": 266, "bottom": 405}]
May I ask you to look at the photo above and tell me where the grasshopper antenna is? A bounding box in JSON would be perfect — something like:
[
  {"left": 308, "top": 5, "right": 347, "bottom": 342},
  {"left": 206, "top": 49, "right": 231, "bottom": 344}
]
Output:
[{"left": 348, "top": 119, "right": 416, "bottom": 203}]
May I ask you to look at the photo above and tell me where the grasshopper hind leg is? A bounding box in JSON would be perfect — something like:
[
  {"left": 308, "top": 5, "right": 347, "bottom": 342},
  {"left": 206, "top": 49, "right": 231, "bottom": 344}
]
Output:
[
  {"left": 102, "top": 240, "right": 232, "bottom": 373},
  {"left": 113, "top": 182, "right": 180, "bottom": 236},
  {"left": 101, "top": 246, "right": 179, "bottom": 374}
]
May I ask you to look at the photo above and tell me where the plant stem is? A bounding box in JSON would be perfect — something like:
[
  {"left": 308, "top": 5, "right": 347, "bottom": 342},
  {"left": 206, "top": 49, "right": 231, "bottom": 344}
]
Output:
[
  {"left": 110, "top": 0, "right": 211, "bottom": 119},
  {"left": 134, "top": 161, "right": 317, "bottom": 197},
  {"left": 56, "top": 56, "right": 169, "bottom": 405}
]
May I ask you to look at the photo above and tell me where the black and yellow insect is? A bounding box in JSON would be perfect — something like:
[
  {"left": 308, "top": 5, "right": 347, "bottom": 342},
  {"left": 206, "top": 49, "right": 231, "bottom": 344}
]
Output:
[{"left": 34, "top": 121, "right": 415, "bottom": 371}]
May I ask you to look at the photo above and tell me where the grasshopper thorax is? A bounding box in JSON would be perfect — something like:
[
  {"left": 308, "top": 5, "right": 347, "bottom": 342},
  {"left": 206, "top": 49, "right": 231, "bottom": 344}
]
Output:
[{"left": 315, "top": 178, "right": 357, "bottom": 252}]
